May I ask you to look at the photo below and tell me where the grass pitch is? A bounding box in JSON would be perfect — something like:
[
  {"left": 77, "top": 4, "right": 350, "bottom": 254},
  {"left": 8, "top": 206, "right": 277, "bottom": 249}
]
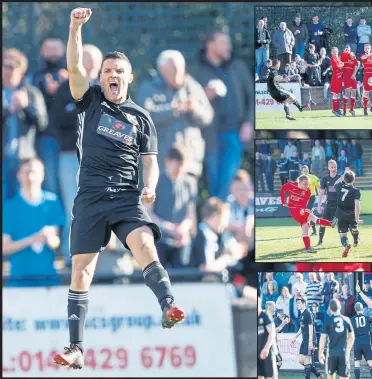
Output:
[
  {"left": 256, "top": 215, "right": 372, "bottom": 262},
  {"left": 255, "top": 109, "right": 372, "bottom": 129}
]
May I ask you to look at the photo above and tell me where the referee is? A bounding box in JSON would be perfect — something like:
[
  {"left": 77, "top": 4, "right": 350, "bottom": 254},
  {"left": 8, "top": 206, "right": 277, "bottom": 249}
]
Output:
[
  {"left": 297, "top": 165, "right": 320, "bottom": 236},
  {"left": 53, "top": 8, "right": 185, "bottom": 370}
]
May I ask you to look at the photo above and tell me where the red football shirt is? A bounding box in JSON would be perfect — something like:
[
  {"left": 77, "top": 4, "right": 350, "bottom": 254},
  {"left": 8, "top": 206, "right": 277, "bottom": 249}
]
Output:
[
  {"left": 340, "top": 52, "right": 358, "bottom": 78},
  {"left": 361, "top": 53, "right": 372, "bottom": 78},
  {"left": 330, "top": 56, "right": 344, "bottom": 79},
  {"left": 280, "top": 181, "right": 311, "bottom": 209}
]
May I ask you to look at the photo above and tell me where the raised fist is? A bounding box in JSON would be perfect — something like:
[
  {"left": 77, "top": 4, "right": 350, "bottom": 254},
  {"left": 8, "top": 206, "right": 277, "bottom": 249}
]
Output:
[{"left": 70, "top": 8, "right": 92, "bottom": 26}]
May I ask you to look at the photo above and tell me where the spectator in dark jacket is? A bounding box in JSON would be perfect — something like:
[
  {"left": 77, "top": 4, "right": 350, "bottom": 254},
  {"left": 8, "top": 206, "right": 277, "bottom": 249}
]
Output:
[
  {"left": 289, "top": 14, "right": 309, "bottom": 58},
  {"left": 258, "top": 139, "right": 271, "bottom": 158},
  {"left": 32, "top": 37, "right": 69, "bottom": 194},
  {"left": 3, "top": 48, "right": 48, "bottom": 201},
  {"left": 264, "top": 154, "right": 277, "bottom": 192},
  {"left": 344, "top": 17, "right": 358, "bottom": 54},
  {"left": 138, "top": 49, "right": 213, "bottom": 192},
  {"left": 321, "top": 272, "right": 339, "bottom": 309},
  {"left": 48, "top": 44, "right": 102, "bottom": 264},
  {"left": 255, "top": 152, "right": 265, "bottom": 192},
  {"left": 350, "top": 140, "right": 363, "bottom": 176},
  {"left": 308, "top": 15, "right": 326, "bottom": 52},
  {"left": 277, "top": 153, "right": 289, "bottom": 185},
  {"left": 304, "top": 44, "right": 321, "bottom": 86},
  {"left": 189, "top": 29, "right": 254, "bottom": 201},
  {"left": 319, "top": 47, "right": 331, "bottom": 102},
  {"left": 340, "top": 284, "right": 356, "bottom": 317},
  {"left": 255, "top": 19, "right": 271, "bottom": 77},
  {"left": 288, "top": 151, "right": 301, "bottom": 181}
]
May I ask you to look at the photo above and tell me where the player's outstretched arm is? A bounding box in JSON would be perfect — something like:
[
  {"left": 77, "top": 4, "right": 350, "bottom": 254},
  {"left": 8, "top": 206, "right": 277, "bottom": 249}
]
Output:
[
  {"left": 67, "top": 8, "right": 92, "bottom": 100},
  {"left": 356, "top": 280, "right": 372, "bottom": 308}
]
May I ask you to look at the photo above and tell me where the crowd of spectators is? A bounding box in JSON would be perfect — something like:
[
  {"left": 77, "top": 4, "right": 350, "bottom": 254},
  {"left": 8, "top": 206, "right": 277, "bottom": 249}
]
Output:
[
  {"left": 255, "top": 139, "right": 365, "bottom": 192},
  {"left": 258, "top": 272, "right": 372, "bottom": 339},
  {"left": 255, "top": 13, "right": 371, "bottom": 102},
  {"left": 2, "top": 30, "right": 254, "bottom": 294}
]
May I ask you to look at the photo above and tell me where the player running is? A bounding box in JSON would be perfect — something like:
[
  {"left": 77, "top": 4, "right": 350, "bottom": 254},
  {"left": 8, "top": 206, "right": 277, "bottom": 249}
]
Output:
[
  {"left": 333, "top": 169, "right": 363, "bottom": 258},
  {"left": 330, "top": 47, "right": 344, "bottom": 117},
  {"left": 360, "top": 43, "right": 372, "bottom": 116},
  {"left": 291, "top": 298, "right": 323, "bottom": 379},
  {"left": 54, "top": 8, "right": 185, "bottom": 370},
  {"left": 319, "top": 299, "right": 355, "bottom": 379},
  {"left": 266, "top": 59, "right": 309, "bottom": 121},
  {"left": 258, "top": 297, "right": 278, "bottom": 379},
  {"left": 297, "top": 165, "right": 320, "bottom": 236},
  {"left": 350, "top": 302, "right": 372, "bottom": 379},
  {"left": 280, "top": 175, "right": 334, "bottom": 254},
  {"left": 316, "top": 160, "right": 341, "bottom": 248},
  {"left": 340, "top": 45, "right": 359, "bottom": 116}
]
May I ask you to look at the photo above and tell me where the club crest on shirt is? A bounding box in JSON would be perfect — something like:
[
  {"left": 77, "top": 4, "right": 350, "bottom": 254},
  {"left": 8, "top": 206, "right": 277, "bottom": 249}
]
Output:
[{"left": 97, "top": 113, "right": 136, "bottom": 145}]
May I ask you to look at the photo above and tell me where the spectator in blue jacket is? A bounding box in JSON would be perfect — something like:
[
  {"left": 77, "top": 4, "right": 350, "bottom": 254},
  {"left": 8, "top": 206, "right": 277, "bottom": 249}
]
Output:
[
  {"left": 344, "top": 17, "right": 358, "bottom": 54},
  {"left": 350, "top": 139, "right": 364, "bottom": 176},
  {"left": 338, "top": 150, "right": 348, "bottom": 175},
  {"left": 2, "top": 158, "right": 65, "bottom": 287},
  {"left": 138, "top": 50, "right": 213, "bottom": 191},
  {"left": 308, "top": 15, "right": 326, "bottom": 53}
]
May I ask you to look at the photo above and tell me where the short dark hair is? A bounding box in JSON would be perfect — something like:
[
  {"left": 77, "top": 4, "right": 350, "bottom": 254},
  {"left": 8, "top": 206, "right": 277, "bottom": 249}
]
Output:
[
  {"left": 40, "top": 35, "right": 65, "bottom": 48},
  {"left": 204, "top": 29, "right": 227, "bottom": 44},
  {"left": 266, "top": 59, "right": 272, "bottom": 64},
  {"left": 329, "top": 299, "right": 341, "bottom": 312},
  {"left": 166, "top": 145, "right": 186, "bottom": 162},
  {"left": 201, "top": 197, "right": 229, "bottom": 220},
  {"left": 296, "top": 297, "right": 306, "bottom": 304},
  {"left": 102, "top": 51, "right": 132, "bottom": 70},
  {"left": 272, "top": 59, "right": 279, "bottom": 66},
  {"left": 344, "top": 171, "right": 355, "bottom": 183}
]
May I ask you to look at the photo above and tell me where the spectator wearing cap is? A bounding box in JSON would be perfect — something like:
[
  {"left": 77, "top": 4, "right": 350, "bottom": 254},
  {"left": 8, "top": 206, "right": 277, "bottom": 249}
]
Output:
[
  {"left": 306, "top": 272, "right": 323, "bottom": 308},
  {"left": 138, "top": 49, "right": 213, "bottom": 192},
  {"left": 189, "top": 29, "right": 254, "bottom": 201},
  {"left": 272, "top": 22, "right": 295, "bottom": 73},
  {"left": 49, "top": 44, "right": 103, "bottom": 265},
  {"left": 262, "top": 281, "right": 280, "bottom": 308},
  {"left": 3, "top": 48, "right": 48, "bottom": 201},
  {"left": 255, "top": 19, "right": 271, "bottom": 77},
  {"left": 2, "top": 158, "right": 65, "bottom": 287},
  {"left": 344, "top": 17, "right": 358, "bottom": 54},
  {"left": 276, "top": 286, "right": 292, "bottom": 316},
  {"left": 146, "top": 146, "right": 197, "bottom": 268},
  {"left": 340, "top": 284, "right": 356, "bottom": 317},
  {"left": 321, "top": 272, "right": 339, "bottom": 309},
  {"left": 289, "top": 14, "right": 309, "bottom": 58},
  {"left": 308, "top": 15, "right": 326, "bottom": 53},
  {"left": 338, "top": 150, "right": 348, "bottom": 175},
  {"left": 263, "top": 153, "right": 277, "bottom": 192}
]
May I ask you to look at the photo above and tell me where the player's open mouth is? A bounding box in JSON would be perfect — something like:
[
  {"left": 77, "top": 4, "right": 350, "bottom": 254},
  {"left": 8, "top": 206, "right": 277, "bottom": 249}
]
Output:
[{"left": 109, "top": 83, "right": 119, "bottom": 93}]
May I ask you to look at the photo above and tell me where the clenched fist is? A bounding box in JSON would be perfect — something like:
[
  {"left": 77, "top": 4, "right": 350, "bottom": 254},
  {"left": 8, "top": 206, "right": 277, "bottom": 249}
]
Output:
[{"left": 70, "top": 8, "right": 92, "bottom": 27}]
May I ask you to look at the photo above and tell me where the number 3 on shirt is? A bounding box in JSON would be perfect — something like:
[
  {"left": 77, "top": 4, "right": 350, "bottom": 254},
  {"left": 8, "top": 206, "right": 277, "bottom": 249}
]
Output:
[
  {"left": 334, "top": 317, "right": 345, "bottom": 333},
  {"left": 341, "top": 188, "right": 349, "bottom": 201}
]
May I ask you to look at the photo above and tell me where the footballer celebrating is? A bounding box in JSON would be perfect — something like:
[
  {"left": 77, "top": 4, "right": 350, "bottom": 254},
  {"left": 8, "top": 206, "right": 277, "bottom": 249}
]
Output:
[
  {"left": 319, "top": 299, "right": 355, "bottom": 379},
  {"left": 330, "top": 47, "right": 344, "bottom": 117},
  {"left": 53, "top": 8, "right": 185, "bottom": 370},
  {"left": 360, "top": 43, "right": 372, "bottom": 116},
  {"left": 334, "top": 169, "right": 363, "bottom": 258},
  {"left": 316, "top": 160, "right": 341, "bottom": 248},
  {"left": 280, "top": 175, "right": 333, "bottom": 254},
  {"left": 340, "top": 45, "right": 359, "bottom": 116},
  {"left": 266, "top": 59, "right": 309, "bottom": 121},
  {"left": 350, "top": 302, "right": 372, "bottom": 379}
]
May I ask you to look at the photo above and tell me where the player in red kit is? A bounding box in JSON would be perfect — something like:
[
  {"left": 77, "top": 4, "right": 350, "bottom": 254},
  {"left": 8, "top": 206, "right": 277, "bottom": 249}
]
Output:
[
  {"left": 340, "top": 45, "right": 359, "bottom": 116},
  {"left": 330, "top": 47, "right": 344, "bottom": 117},
  {"left": 280, "top": 175, "right": 335, "bottom": 253},
  {"left": 360, "top": 43, "right": 372, "bottom": 116}
]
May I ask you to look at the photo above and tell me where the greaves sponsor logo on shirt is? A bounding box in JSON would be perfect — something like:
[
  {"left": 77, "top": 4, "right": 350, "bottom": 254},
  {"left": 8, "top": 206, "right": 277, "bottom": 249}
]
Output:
[{"left": 97, "top": 113, "right": 135, "bottom": 144}]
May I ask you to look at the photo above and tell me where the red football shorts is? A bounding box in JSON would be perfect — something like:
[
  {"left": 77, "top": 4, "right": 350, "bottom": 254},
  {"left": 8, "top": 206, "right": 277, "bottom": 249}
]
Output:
[
  {"left": 330, "top": 76, "right": 343, "bottom": 94},
  {"left": 289, "top": 208, "right": 311, "bottom": 225},
  {"left": 343, "top": 76, "right": 357, "bottom": 90},
  {"left": 364, "top": 76, "right": 372, "bottom": 91}
]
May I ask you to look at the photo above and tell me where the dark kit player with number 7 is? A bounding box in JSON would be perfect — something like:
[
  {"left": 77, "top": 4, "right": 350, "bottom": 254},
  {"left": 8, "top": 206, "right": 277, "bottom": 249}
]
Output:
[{"left": 54, "top": 7, "right": 185, "bottom": 370}]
